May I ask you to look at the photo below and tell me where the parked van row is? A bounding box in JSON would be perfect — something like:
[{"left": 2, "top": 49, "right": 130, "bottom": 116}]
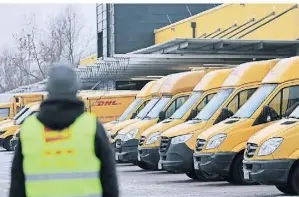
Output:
[
  {"left": 0, "top": 89, "right": 144, "bottom": 151},
  {"left": 105, "top": 56, "right": 299, "bottom": 195}
]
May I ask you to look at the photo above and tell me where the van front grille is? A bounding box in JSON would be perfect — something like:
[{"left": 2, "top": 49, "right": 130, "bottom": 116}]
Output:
[
  {"left": 159, "top": 137, "right": 171, "bottom": 153},
  {"left": 245, "top": 143, "right": 258, "bottom": 158},
  {"left": 139, "top": 136, "right": 145, "bottom": 146},
  {"left": 196, "top": 139, "right": 206, "bottom": 152}
]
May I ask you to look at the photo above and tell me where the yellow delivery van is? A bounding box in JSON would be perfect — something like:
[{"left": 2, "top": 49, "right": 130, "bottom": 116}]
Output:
[
  {"left": 0, "top": 102, "right": 13, "bottom": 121},
  {"left": 0, "top": 102, "right": 40, "bottom": 151},
  {"left": 109, "top": 77, "right": 168, "bottom": 145},
  {"left": 137, "top": 68, "right": 232, "bottom": 170},
  {"left": 242, "top": 58, "right": 299, "bottom": 192},
  {"left": 243, "top": 106, "right": 299, "bottom": 195},
  {"left": 115, "top": 70, "right": 212, "bottom": 166},
  {"left": 159, "top": 59, "right": 277, "bottom": 181},
  {"left": 104, "top": 81, "right": 156, "bottom": 134},
  {"left": 12, "top": 92, "right": 46, "bottom": 114},
  {"left": 194, "top": 57, "right": 299, "bottom": 185},
  {"left": 83, "top": 90, "right": 138, "bottom": 123}
]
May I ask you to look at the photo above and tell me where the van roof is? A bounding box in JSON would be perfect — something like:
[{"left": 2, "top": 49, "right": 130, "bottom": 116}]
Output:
[
  {"left": 150, "top": 76, "right": 168, "bottom": 96},
  {"left": 13, "top": 92, "right": 48, "bottom": 96},
  {"left": 263, "top": 57, "right": 299, "bottom": 84},
  {"left": 160, "top": 69, "right": 217, "bottom": 96},
  {"left": 83, "top": 90, "right": 138, "bottom": 99},
  {"left": 25, "top": 102, "right": 40, "bottom": 108},
  {"left": 222, "top": 59, "right": 279, "bottom": 87},
  {"left": 29, "top": 103, "right": 40, "bottom": 111},
  {"left": 194, "top": 69, "right": 233, "bottom": 91},
  {"left": 137, "top": 81, "right": 157, "bottom": 98}
]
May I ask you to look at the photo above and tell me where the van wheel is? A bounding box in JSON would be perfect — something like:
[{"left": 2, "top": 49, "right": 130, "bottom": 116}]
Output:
[
  {"left": 222, "top": 175, "right": 236, "bottom": 184},
  {"left": 186, "top": 171, "right": 199, "bottom": 180},
  {"left": 3, "top": 136, "right": 13, "bottom": 151},
  {"left": 275, "top": 185, "right": 295, "bottom": 195},
  {"left": 137, "top": 161, "right": 150, "bottom": 170},
  {"left": 232, "top": 153, "right": 256, "bottom": 185},
  {"left": 290, "top": 164, "right": 299, "bottom": 195},
  {"left": 197, "top": 170, "right": 222, "bottom": 182}
]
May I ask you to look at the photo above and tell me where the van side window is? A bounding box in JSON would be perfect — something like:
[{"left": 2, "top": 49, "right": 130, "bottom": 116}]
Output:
[
  {"left": 136, "top": 100, "right": 149, "bottom": 114},
  {"left": 269, "top": 91, "right": 281, "bottom": 116},
  {"left": 0, "top": 108, "right": 10, "bottom": 118},
  {"left": 196, "top": 93, "right": 216, "bottom": 112},
  {"left": 269, "top": 85, "right": 299, "bottom": 117},
  {"left": 165, "top": 96, "right": 189, "bottom": 118},
  {"left": 227, "top": 88, "right": 257, "bottom": 114}
]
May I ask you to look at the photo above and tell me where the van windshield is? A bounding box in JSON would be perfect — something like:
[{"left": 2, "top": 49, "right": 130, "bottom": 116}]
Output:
[
  {"left": 13, "top": 107, "right": 29, "bottom": 120},
  {"left": 146, "top": 97, "right": 172, "bottom": 119},
  {"left": 195, "top": 88, "right": 234, "bottom": 120},
  {"left": 233, "top": 84, "right": 277, "bottom": 118},
  {"left": 289, "top": 106, "right": 299, "bottom": 118},
  {"left": 15, "top": 110, "right": 38, "bottom": 125},
  {"left": 171, "top": 92, "right": 202, "bottom": 119},
  {"left": 117, "top": 98, "right": 142, "bottom": 121},
  {"left": 136, "top": 98, "right": 160, "bottom": 119}
]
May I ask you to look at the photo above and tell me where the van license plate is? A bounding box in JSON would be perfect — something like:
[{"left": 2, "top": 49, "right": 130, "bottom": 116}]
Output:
[
  {"left": 194, "top": 162, "right": 199, "bottom": 170},
  {"left": 244, "top": 170, "right": 250, "bottom": 180},
  {"left": 158, "top": 162, "right": 162, "bottom": 170}
]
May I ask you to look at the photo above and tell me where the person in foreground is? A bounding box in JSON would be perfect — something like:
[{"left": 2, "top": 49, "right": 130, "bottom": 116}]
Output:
[{"left": 9, "top": 64, "right": 119, "bottom": 197}]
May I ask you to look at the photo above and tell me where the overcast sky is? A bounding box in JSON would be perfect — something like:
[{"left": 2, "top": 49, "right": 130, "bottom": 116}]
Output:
[{"left": 0, "top": 3, "right": 97, "bottom": 56}]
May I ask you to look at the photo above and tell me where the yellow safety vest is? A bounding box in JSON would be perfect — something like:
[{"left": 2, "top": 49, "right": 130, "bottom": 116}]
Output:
[{"left": 21, "top": 113, "right": 102, "bottom": 197}]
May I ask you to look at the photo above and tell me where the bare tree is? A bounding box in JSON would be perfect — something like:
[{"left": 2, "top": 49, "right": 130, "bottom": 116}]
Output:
[
  {"left": 53, "top": 6, "right": 96, "bottom": 67},
  {"left": 0, "top": 5, "right": 95, "bottom": 92}
]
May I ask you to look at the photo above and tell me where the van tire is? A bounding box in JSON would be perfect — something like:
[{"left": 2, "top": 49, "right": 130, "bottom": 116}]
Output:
[
  {"left": 275, "top": 185, "right": 295, "bottom": 195},
  {"left": 290, "top": 164, "right": 299, "bottom": 195},
  {"left": 137, "top": 161, "right": 150, "bottom": 170},
  {"left": 3, "top": 136, "right": 13, "bottom": 151},
  {"left": 186, "top": 171, "right": 199, "bottom": 180},
  {"left": 232, "top": 153, "right": 256, "bottom": 185},
  {"left": 195, "top": 170, "right": 222, "bottom": 182}
]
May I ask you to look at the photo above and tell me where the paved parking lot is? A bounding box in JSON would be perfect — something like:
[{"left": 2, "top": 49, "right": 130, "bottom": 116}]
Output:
[{"left": 0, "top": 149, "right": 289, "bottom": 197}]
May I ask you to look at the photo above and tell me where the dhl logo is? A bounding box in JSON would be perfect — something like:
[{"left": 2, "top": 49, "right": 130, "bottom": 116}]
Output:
[
  {"left": 43, "top": 127, "right": 71, "bottom": 143},
  {"left": 94, "top": 100, "right": 121, "bottom": 106}
]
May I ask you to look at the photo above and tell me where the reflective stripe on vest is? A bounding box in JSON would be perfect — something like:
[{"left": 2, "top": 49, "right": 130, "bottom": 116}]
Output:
[
  {"left": 21, "top": 113, "right": 102, "bottom": 197},
  {"left": 26, "top": 172, "right": 99, "bottom": 181}
]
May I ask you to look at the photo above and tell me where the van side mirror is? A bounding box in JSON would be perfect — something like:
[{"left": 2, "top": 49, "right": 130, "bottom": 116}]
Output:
[
  {"left": 253, "top": 105, "right": 280, "bottom": 126},
  {"left": 214, "top": 108, "right": 234, "bottom": 125},
  {"left": 187, "top": 109, "right": 198, "bottom": 121},
  {"left": 131, "top": 112, "right": 137, "bottom": 119},
  {"left": 158, "top": 111, "right": 166, "bottom": 122}
]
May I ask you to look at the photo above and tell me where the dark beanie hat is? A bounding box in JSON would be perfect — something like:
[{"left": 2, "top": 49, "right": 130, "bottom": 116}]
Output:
[{"left": 46, "top": 64, "right": 81, "bottom": 100}]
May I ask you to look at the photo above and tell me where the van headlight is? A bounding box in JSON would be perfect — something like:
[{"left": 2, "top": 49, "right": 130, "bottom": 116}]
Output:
[
  {"left": 123, "top": 129, "right": 139, "bottom": 142},
  {"left": 171, "top": 133, "right": 193, "bottom": 145},
  {"left": 146, "top": 132, "right": 162, "bottom": 145},
  {"left": 205, "top": 134, "right": 226, "bottom": 150},
  {"left": 258, "top": 137, "right": 283, "bottom": 156}
]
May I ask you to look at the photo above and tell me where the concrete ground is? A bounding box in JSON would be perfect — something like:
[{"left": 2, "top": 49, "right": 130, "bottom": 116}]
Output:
[{"left": 0, "top": 149, "right": 290, "bottom": 197}]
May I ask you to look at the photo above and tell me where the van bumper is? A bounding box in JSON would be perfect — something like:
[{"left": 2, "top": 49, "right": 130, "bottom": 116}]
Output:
[
  {"left": 159, "top": 143, "right": 193, "bottom": 173},
  {"left": 243, "top": 159, "right": 295, "bottom": 185},
  {"left": 194, "top": 152, "right": 237, "bottom": 176},
  {"left": 138, "top": 147, "right": 160, "bottom": 169},
  {"left": 115, "top": 139, "right": 139, "bottom": 163},
  {"left": 10, "top": 138, "right": 18, "bottom": 151}
]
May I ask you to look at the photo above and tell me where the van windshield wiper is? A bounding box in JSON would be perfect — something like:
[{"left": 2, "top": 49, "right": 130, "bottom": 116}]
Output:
[
  {"left": 232, "top": 116, "right": 241, "bottom": 119},
  {"left": 288, "top": 116, "right": 299, "bottom": 119},
  {"left": 192, "top": 118, "right": 202, "bottom": 121}
]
